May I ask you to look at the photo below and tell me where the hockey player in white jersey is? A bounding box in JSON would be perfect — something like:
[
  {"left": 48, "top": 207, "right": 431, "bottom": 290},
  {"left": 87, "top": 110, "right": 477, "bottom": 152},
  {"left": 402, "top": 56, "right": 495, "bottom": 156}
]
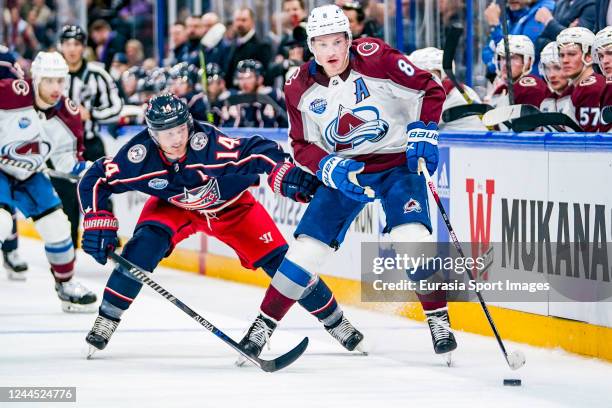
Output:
[
  {"left": 408, "top": 47, "right": 487, "bottom": 131},
  {"left": 239, "top": 4, "right": 457, "bottom": 361},
  {"left": 0, "top": 51, "right": 96, "bottom": 312}
]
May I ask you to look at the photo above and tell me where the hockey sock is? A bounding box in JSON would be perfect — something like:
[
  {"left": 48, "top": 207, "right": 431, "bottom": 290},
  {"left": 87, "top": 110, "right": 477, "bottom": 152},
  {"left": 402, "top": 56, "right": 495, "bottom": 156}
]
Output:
[
  {"left": 416, "top": 291, "right": 447, "bottom": 312},
  {"left": 99, "top": 265, "right": 143, "bottom": 321},
  {"left": 260, "top": 285, "right": 296, "bottom": 321},
  {"left": 298, "top": 277, "right": 342, "bottom": 327},
  {"left": 45, "top": 238, "right": 76, "bottom": 283},
  {"left": 1, "top": 213, "right": 18, "bottom": 252}
]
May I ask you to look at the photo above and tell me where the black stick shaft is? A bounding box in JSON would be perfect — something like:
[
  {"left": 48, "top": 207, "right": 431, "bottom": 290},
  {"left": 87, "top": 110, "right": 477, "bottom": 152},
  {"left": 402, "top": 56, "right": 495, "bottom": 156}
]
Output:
[{"left": 499, "top": 0, "right": 514, "bottom": 104}]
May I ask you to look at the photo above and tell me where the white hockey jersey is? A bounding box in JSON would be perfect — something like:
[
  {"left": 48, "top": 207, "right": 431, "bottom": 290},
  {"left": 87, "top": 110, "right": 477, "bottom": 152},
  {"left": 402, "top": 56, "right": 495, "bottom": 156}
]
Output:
[
  {"left": 284, "top": 38, "right": 446, "bottom": 174},
  {"left": 0, "top": 78, "right": 84, "bottom": 180}
]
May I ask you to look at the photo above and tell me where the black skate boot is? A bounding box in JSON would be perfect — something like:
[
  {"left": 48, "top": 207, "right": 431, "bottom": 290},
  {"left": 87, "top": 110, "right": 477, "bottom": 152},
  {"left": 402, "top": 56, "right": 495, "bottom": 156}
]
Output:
[
  {"left": 86, "top": 315, "right": 120, "bottom": 358},
  {"left": 54, "top": 279, "right": 97, "bottom": 313},
  {"left": 236, "top": 313, "right": 277, "bottom": 367},
  {"left": 3, "top": 249, "right": 28, "bottom": 280},
  {"left": 425, "top": 307, "right": 457, "bottom": 365},
  {"left": 325, "top": 314, "right": 367, "bottom": 354}
]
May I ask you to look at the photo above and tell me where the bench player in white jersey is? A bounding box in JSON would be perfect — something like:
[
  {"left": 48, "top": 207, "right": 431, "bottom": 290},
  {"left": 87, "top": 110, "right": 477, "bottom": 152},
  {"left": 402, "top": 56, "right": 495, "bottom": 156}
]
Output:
[
  {"left": 539, "top": 42, "right": 571, "bottom": 114},
  {"left": 409, "top": 47, "right": 487, "bottom": 131},
  {"left": 556, "top": 27, "right": 605, "bottom": 132},
  {"left": 593, "top": 26, "right": 612, "bottom": 132},
  {"left": 0, "top": 52, "right": 96, "bottom": 312},
  {"left": 239, "top": 4, "right": 457, "bottom": 361}
]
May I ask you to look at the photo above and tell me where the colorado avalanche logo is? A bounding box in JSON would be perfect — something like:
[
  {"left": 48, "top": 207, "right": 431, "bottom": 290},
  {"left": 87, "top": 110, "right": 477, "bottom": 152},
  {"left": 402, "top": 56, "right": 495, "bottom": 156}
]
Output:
[
  {"left": 324, "top": 105, "right": 389, "bottom": 151},
  {"left": 403, "top": 198, "right": 422, "bottom": 214},
  {"left": 0, "top": 137, "right": 51, "bottom": 169},
  {"left": 168, "top": 179, "right": 224, "bottom": 210}
]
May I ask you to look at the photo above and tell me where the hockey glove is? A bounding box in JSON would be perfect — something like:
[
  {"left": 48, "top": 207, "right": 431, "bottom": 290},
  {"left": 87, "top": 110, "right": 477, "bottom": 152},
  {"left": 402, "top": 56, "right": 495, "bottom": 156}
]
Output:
[
  {"left": 406, "top": 121, "right": 439, "bottom": 174},
  {"left": 268, "top": 162, "right": 321, "bottom": 203},
  {"left": 82, "top": 210, "right": 119, "bottom": 265},
  {"left": 316, "top": 154, "right": 374, "bottom": 203}
]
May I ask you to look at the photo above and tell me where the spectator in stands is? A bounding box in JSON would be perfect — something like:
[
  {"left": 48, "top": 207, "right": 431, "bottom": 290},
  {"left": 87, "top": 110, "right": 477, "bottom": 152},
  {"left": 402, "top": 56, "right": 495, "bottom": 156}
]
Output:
[
  {"left": 225, "top": 7, "right": 272, "bottom": 85},
  {"left": 535, "top": 0, "right": 596, "bottom": 52},
  {"left": 89, "top": 19, "right": 126, "bottom": 70},
  {"left": 202, "top": 12, "right": 220, "bottom": 34},
  {"left": 198, "top": 15, "right": 230, "bottom": 71},
  {"left": 222, "top": 59, "right": 286, "bottom": 128},
  {"left": 169, "top": 22, "right": 190, "bottom": 65},
  {"left": 278, "top": 0, "right": 308, "bottom": 55},
  {"left": 342, "top": 2, "right": 382, "bottom": 39},
  {"left": 3, "top": 5, "right": 39, "bottom": 59},
  {"left": 595, "top": 0, "right": 612, "bottom": 32},
  {"left": 185, "top": 15, "right": 207, "bottom": 61},
  {"left": 110, "top": 52, "right": 129, "bottom": 83},
  {"left": 483, "top": 0, "right": 555, "bottom": 79},
  {"left": 125, "top": 39, "right": 145, "bottom": 68}
]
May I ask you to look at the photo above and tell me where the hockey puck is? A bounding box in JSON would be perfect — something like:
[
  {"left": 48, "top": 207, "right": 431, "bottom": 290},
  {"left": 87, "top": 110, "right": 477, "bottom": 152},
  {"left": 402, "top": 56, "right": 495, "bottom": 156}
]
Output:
[{"left": 503, "top": 379, "right": 522, "bottom": 386}]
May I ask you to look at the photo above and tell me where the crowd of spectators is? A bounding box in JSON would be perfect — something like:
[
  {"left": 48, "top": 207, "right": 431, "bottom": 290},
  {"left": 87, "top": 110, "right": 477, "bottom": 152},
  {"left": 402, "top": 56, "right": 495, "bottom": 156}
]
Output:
[{"left": 2, "top": 0, "right": 611, "bottom": 132}]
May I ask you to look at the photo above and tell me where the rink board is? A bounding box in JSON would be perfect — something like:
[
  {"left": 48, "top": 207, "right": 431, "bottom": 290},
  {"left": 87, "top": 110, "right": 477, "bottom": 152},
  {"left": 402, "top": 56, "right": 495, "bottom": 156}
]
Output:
[{"left": 17, "top": 127, "right": 612, "bottom": 361}]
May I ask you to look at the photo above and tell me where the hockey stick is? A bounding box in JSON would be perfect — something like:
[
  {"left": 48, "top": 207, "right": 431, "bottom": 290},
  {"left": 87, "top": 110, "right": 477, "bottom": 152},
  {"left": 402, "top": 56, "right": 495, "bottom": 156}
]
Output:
[
  {"left": 481, "top": 104, "right": 540, "bottom": 127},
  {"left": 108, "top": 252, "right": 309, "bottom": 372},
  {"left": 499, "top": 0, "right": 514, "bottom": 105},
  {"left": 226, "top": 93, "right": 289, "bottom": 123},
  {"left": 511, "top": 112, "right": 583, "bottom": 132},
  {"left": 0, "top": 157, "right": 79, "bottom": 182},
  {"left": 442, "top": 23, "right": 473, "bottom": 104},
  {"left": 417, "top": 158, "right": 526, "bottom": 370},
  {"left": 441, "top": 104, "right": 493, "bottom": 123}
]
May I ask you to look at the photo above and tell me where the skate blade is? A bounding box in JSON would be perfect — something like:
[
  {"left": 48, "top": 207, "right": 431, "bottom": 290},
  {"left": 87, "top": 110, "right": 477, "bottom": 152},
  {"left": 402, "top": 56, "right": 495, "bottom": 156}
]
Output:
[
  {"left": 443, "top": 352, "right": 453, "bottom": 367},
  {"left": 353, "top": 338, "right": 369, "bottom": 356},
  {"left": 235, "top": 354, "right": 249, "bottom": 367},
  {"left": 7, "top": 271, "right": 27, "bottom": 281},
  {"left": 61, "top": 301, "right": 97, "bottom": 314},
  {"left": 86, "top": 346, "right": 98, "bottom": 359}
]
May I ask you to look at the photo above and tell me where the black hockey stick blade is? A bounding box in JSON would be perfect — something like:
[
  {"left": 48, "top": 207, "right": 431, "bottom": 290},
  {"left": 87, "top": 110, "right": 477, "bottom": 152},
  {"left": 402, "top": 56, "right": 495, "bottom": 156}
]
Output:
[
  {"left": 226, "top": 93, "right": 288, "bottom": 123},
  {"left": 481, "top": 104, "right": 540, "bottom": 127},
  {"left": 602, "top": 105, "right": 612, "bottom": 124},
  {"left": 511, "top": 112, "right": 583, "bottom": 132},
  {"left": 442, "top": 104, "right": 493, "bottom": 122},
  {"left": 108, "top": 252, "right": 308, "bottom": 372},
  {"left": 442, "top": 24, "right": 470, "bottom": 102}
]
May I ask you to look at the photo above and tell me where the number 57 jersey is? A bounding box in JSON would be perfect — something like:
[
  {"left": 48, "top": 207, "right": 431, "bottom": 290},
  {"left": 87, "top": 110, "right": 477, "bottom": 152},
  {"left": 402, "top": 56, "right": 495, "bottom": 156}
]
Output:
[{"left": 284, "top": 37, "right": 446, "bottom": 174}]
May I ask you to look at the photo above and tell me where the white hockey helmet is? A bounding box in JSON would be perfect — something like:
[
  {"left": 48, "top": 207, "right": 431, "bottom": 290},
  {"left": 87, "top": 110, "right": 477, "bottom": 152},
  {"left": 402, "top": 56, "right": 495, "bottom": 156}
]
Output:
[
  {"left": 306, "top": 5, "right": 352, "bottom": 56},
  {"left": 556, "top": 27, "right": 595, "bottom": 65},
  {"left": 408, "top": 47, "right": 444, "bottom": 75},
  {"left": 495, "top": 35, "right": 535, "bottom": 75},
  {"left": 593, "top": 26, "right": 612, "bottom": 72},
  {"left": 31, "top": 51, "right": 69, "bottom": 94},
  {"left": 538, "top": 41, "right": 563, "bottom": 89}
]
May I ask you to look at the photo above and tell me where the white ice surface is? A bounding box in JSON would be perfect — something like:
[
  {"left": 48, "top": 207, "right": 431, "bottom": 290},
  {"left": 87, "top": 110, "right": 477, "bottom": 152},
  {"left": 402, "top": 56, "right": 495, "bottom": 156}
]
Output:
[{"left": 1, "top": 238, "right": 611, "bottom": 408}]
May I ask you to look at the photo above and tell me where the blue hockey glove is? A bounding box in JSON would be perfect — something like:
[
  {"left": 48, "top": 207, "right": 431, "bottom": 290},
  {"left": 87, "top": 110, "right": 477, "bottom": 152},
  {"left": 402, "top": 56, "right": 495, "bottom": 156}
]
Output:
[
  {"left": 268, "top": 162, "right": 321, "bottom": 203},
  {"left": 71, "top": 161, "right": 91, "bottom": 177},
  {"left": 82, "top": 210, "right": 119, "bottom": 265},
  {"left": 316, "top": 154, "right": 374, "bottom": 203},
  {"left": 405, "top": 121, "right": 439, "bottom": 174}
]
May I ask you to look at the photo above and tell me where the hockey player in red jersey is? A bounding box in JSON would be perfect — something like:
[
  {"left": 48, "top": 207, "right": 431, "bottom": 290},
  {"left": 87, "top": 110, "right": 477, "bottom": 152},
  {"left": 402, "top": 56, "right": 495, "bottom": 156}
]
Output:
[
  {"left": 79, "top": 93, "right": 361, "bottom": 358},
  {"left": 489, "top": 35, "right": 548, "bottom": 108},
  {"left": 556, "top": 27, "right": 605, "bottom": 132},
  {"left": 0, "top": 51, "right": 96, "bottom": 311},
  {"left": 539, "top": 41, "right": 571, "bottom": 113},
  {"left": 238, "top": 4, "right": 456, "bottom": 363},
  {"left": 594, "top": 26, "right": 612, "bottom": 132}
]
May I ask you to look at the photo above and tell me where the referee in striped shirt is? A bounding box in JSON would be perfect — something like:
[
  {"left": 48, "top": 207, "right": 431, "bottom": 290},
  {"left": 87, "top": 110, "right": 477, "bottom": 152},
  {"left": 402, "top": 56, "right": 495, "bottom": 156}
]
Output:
[{"left": 57, "top": 25, "right": 123, "bottom": 247}]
